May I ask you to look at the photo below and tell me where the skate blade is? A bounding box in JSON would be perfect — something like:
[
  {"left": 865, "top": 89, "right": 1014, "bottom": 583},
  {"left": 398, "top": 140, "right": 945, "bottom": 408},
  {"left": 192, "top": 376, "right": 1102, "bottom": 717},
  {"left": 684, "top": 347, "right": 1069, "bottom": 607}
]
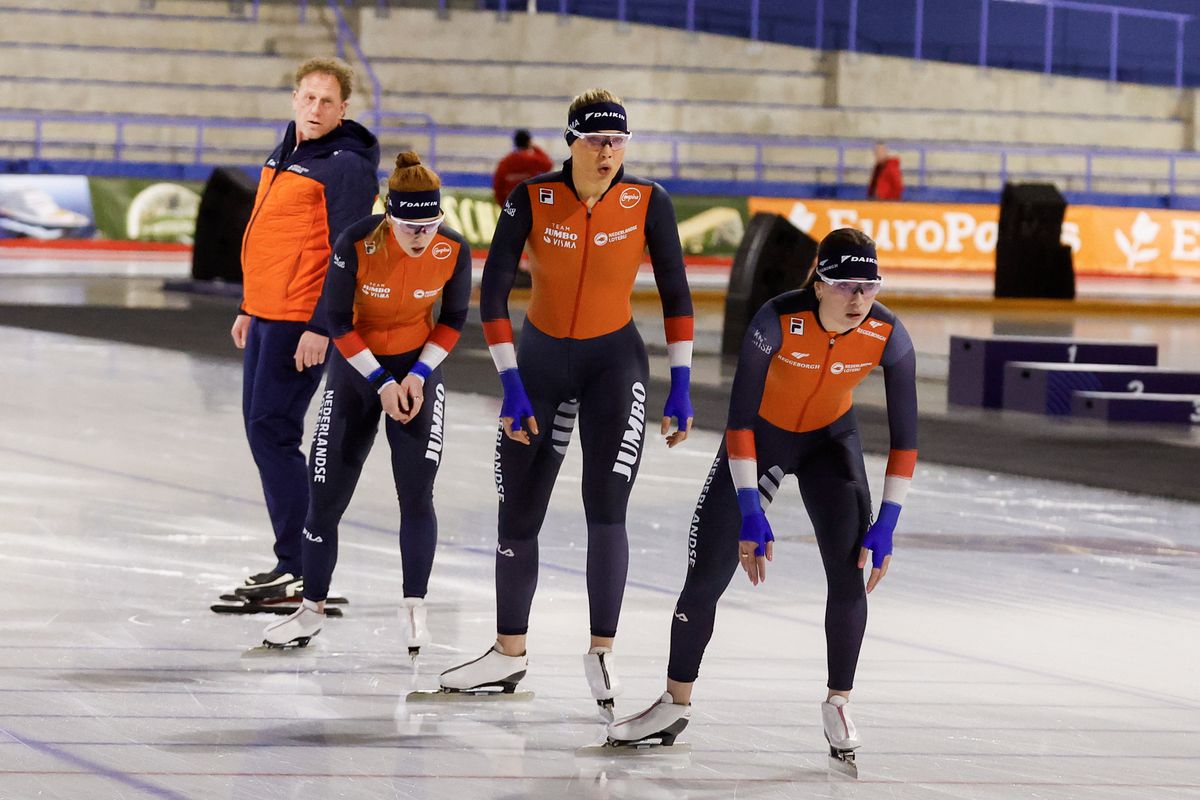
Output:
[
  {"left": 211, "top": 603, "right": 342, "bottom": 618},
  {"left": 576, "top": 741, "right": 691, "bottom": 758},
  {"left": 828, "top": 753, "right": 859, "bottom": 779},
  {"left": 242, "top": 638, "right": 316, "bottom": 657},
  {"left": 406, "top": 687, "right": 534, "bottom": 703}
]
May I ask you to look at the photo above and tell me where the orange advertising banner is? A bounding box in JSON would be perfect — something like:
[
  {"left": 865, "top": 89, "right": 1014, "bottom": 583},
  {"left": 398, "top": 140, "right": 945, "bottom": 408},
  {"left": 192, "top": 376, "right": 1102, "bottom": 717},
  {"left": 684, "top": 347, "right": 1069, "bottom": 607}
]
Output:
[{"left": 747, "top": 197, "right": 1200, "bottom": 279}]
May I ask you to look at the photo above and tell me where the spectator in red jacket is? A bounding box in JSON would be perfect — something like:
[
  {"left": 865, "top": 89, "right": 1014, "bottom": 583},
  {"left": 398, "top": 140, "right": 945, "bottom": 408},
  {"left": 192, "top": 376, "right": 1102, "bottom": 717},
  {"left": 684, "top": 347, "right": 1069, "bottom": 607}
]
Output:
[
  {"left": 867, "top": 141, "right": 903, "bottom": 201},
  {"left": 492, "top": 130, "right": 553, "bottom": 206}
]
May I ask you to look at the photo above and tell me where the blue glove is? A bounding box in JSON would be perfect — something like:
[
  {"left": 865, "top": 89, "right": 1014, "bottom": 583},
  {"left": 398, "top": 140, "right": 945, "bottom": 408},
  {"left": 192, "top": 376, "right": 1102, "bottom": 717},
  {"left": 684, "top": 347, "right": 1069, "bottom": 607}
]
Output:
[
  {"left": 736, "top": 489, "right": 774, "bottom": 557},
  {"left": 662, "top": 365, "right": 693, "bottom": 431},
  {"left": 499, "top": 368, "right": 535, "bottom": 432},
  {"left": 862, "top": 501, "right": 900, "bottom": 568}
]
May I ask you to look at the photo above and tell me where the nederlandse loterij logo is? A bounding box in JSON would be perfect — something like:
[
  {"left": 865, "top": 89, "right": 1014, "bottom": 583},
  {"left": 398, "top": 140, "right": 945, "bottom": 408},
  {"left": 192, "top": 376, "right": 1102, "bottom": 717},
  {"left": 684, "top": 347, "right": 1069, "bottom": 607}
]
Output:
[{"left": 1115, "top": 211, "right": 1160, "bottom": 270}]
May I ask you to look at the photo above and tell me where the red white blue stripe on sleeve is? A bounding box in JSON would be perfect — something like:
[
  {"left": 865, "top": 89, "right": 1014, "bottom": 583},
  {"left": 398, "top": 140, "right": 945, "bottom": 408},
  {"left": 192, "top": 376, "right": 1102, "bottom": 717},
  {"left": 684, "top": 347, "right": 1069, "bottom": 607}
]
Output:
[
  {"left": 482, "top": 319, "right": 518, "bottom": 373},
  {"left": 882, "top": 448, "right": 917, "bottom": 507},
  {"left": 664, "top": 315, "right": 694, "bottom": 369},
  {"left": 409, "top": 324, "right": 462, "bottom": 382},
  {"left": 726, "top": 428, "right": 762, "bottom": 509},
  {"left": 334, "top": 331, "right": 395, "bottom": 392}
]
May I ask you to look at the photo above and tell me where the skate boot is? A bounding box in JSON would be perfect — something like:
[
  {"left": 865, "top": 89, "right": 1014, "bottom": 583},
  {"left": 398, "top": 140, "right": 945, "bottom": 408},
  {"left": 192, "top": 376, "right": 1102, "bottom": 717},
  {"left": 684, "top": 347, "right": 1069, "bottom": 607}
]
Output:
[
  {"left": 822, "top": 695, "right": 861, "bottom": 777},
  {"left": 261, "top": 598, "right": 324, "bottom": 649},
  {"left": 401, "top": 597, "right": 431, "bottom": 658},
  {"left": 603, "top": 692, "right": 690, "bottom": 749},
  {"left": 236, "top": 570, "right": 302, "bottom": 601},
  {"left": 583, "top": 646, "right": 622, "bottom": 722},
  {"left": 421, "top": 646, "right": 529, "bottom": 698}
]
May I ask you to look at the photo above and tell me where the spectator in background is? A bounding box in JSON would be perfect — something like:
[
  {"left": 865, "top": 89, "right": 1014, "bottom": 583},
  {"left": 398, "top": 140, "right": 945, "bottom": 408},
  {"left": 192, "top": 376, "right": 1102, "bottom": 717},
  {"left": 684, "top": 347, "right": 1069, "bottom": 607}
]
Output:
[
  {"left": 867, "top": 141, "right": 903, "bottom": 201},
  {"left": 493, "top": 129, "right": 554, "bottom": 206},
  {"left": 229, "top": 56, "right": 381, "bottom": 601}
]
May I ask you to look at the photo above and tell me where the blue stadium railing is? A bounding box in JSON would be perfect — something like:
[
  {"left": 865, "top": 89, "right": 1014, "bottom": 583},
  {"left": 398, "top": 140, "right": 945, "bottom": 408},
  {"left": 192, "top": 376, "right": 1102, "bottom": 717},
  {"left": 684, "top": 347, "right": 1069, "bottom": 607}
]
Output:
[{"left": 5, "top": 110, "right": 1200, "bottom": 207}]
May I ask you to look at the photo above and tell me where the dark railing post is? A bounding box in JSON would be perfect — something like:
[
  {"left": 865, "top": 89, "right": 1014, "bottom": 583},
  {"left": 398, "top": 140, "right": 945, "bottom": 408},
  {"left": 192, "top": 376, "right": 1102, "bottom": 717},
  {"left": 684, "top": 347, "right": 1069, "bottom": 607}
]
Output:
[
  {"left": 1000, "top": 151, "right": 1008, "bottom": 185},
  {"left": 616, "top": 0, "right": 626, "bottom": 23},
  {"left": 754, "top": 142, "right": 764, "bottom": 182},
  {"left": 1109, "top": 10, "right": 1119, "bottom": 82},
  {"left": 671, "top": 139, "right": 680, "bottom": 179},
  {"left": 979, "top": 0, "right": 989, "bottom": 67},
  {"left": 34, "top": 118, "right": 43, "bottom": 160},
  {"left": 914, "top": 0, "right": 924, "bottom": 61},
  {"left": 114, "top": 120, "right": 125, "bottom": 161},
  {"left": 685, "top": 0, "right": 694, "bottom": 32},
  {"left": 1168, "top": 156, "right": 1177, "bottom": 197},
  {"left": 749, "top": 0, "right": 759, "bottom": 41},
  {"left": 1043, "top": 1, "right": 1054, "bottom": 75},
  {"left": 918, "top": 147, "right": 927, "bottom": 188},
  {"left": 836, "top": 143, "right": 845, "bottom": 184},
  {"left": 558, "top": 0, "right": 567, "bottom": 15},
  {"left": 815, "top": 0, "right": 824, "bottom": 50},
  {"left": 848, "top": 0, "right": 858, "bottom": 52},
  {"left": 195, "top": 123, "right": 205, "bottom": 165},
  {"left": 299, "top": 0, "right": 307, "bottom": 24},
  {"left": 1085, "top": 152, "right": 1093, "bottom": 191}
]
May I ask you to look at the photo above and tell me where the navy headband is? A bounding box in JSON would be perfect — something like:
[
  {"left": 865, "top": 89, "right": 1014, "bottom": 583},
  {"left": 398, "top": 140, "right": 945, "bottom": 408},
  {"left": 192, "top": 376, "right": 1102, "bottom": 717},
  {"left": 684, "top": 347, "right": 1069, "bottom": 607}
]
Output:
[
  {"left": 815, "top": 233, "right": 880, "bottom": 281},
  {"left": 565, "top": 101, "right": 629, "bottom": 145},
  {"left": 386, "top": 189, "right": 441, "bottom": 220}
]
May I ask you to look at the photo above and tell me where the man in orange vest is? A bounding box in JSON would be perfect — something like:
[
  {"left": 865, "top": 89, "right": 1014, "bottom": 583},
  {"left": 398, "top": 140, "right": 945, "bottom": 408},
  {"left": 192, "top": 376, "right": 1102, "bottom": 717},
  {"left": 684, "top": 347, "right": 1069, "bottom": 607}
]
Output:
[{"left": 229, "top": 57, "right": 380, "bottom": 601}]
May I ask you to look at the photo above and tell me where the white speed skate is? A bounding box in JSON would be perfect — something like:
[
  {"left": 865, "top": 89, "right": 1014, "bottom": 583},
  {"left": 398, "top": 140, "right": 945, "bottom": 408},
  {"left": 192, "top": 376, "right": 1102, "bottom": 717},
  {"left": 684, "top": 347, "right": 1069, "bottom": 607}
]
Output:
[
  {"left": 822, "top": 695, "right": 862, "bottom": 778},
  {"left": 407, "top": 646, "right": 532, "bottom": 702},
  {"left": 401, "top": 597, "right": 431, "bottom": 658},
  {"left": 583, "top": 646, "right": 623, "bottom": 721},
  {"left": 592, "top": 692, "right": 690, "bottom": 753},
  {"left": 260, "top": 599, "right": 324, "bottom": 649}
]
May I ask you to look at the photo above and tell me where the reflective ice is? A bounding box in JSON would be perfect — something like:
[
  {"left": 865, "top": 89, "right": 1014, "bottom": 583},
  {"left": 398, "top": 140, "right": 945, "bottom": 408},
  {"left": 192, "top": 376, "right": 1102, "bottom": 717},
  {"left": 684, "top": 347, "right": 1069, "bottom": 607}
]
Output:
[{"left": 1, "top": 327, "right": 1198, "bottom": 799}]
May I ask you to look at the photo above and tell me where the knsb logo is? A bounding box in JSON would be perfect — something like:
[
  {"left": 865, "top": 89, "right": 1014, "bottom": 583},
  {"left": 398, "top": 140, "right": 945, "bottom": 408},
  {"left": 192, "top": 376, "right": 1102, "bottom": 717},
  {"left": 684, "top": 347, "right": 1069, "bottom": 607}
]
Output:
[
  {"left": 619, "top": 187, "right": 642, "bottom": 209},
  {"left": 830, "top": 362, "right": 846, "bottom": 375},
  {"left": 432, "top": 242, "right": 452, "bottom": 260},
  {"left": 593, "top": 232, "right": 609, "bottom": 247},
  {"left": 332, "top": 253, "right": 346, "bottom": 269}
]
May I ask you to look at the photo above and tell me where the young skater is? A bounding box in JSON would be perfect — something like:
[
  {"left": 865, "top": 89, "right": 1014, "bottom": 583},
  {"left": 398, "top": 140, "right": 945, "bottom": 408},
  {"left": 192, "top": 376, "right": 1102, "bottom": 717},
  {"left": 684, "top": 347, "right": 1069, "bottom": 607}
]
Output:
[
  {"left": 608, "top": 228, "right": 918, "bottom": 773},
  {"left": 261, "top": 152, "right": 471, "bottom": 655},
  {"left": 435, "top": 90, "right": 695, "bottom": 719}
]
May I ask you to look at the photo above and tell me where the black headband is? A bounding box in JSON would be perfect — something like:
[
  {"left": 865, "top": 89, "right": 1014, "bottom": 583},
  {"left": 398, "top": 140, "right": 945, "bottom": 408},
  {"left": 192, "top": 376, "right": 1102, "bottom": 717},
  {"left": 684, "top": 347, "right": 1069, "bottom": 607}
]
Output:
[
  {"left": 386, "top": 189, "right": 441, "bottom": 220},
  {"left": 565, "top": 101, "right": 629, "bottom": 145},
  {"left": 815, "top": 234, "right": 880, "bottom": 281}
]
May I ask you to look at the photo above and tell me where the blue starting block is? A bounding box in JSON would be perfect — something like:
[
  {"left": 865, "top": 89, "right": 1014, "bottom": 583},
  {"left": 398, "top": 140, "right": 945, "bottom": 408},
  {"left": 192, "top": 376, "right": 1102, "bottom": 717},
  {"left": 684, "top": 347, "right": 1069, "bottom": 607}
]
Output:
[
  {"left": 948, "top": 335, "right": 1157, "bottom": 408},
  {"left": 1002, "top": 362, "right": 1200, "bottom": 415},
  {"left": 1072, "top": 391, "right": 1200, "bottom": 425}
]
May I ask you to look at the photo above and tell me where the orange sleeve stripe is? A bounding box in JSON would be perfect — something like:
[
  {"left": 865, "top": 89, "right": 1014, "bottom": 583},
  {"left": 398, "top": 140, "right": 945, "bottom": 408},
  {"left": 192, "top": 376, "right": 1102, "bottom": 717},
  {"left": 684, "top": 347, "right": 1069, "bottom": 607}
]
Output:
[
  {"left": 334, "top": 330, "right": 368, "bottom": 359},
  {"left": 664, "top": 315, "right": 695, "bottom": 344},
  {"left": 482, "top": 319, "right": 514, "bottom": 345},
  {"left": 886, "top": 449, "right": 918, "bottom": 479},
  {"left": 726, "top": 429, "right": 756, "bottom": 460},
  {"left": 429, "top": 324, "right": 461, "bottom": 352}
]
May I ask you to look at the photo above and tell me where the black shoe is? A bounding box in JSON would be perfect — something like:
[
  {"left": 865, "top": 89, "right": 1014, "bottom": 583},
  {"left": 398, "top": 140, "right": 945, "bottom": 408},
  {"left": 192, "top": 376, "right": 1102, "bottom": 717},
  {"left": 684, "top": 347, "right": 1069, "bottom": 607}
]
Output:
[{"left": 235, "top": 571, "right": 301, "bottom": 600}]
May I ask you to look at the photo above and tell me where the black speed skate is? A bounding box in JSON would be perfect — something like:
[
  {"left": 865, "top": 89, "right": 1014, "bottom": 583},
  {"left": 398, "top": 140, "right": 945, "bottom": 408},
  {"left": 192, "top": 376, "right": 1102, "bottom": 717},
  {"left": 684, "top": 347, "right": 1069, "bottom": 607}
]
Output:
[{"left": 235, "top": 570, "right": 301, "bottom": 600}]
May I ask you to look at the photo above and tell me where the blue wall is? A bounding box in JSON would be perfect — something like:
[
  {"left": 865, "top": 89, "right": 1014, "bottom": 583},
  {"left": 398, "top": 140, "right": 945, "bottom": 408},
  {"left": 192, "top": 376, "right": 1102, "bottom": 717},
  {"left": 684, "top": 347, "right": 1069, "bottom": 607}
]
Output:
[{"left": 491, "top": 0, "right": 1199, "bottom": 88}]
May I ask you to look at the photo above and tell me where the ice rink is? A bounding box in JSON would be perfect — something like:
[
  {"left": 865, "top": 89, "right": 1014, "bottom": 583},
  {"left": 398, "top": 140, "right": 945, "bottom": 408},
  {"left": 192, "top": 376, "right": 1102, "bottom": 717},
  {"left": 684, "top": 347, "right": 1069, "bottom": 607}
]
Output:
[{"left": 2, "top": 326, "right": 1199, "bottom": 799}]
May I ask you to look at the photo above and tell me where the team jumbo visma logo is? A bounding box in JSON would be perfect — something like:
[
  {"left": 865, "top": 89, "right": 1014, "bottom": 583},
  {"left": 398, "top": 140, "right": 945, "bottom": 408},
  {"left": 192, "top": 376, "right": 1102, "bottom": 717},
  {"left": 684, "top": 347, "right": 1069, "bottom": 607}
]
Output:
[
  {"left": 619, "top": 187, "right": 642, "bottom": 209},
  {"left": 431, "top": 242, "right": 452, "bottom": 260}
]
